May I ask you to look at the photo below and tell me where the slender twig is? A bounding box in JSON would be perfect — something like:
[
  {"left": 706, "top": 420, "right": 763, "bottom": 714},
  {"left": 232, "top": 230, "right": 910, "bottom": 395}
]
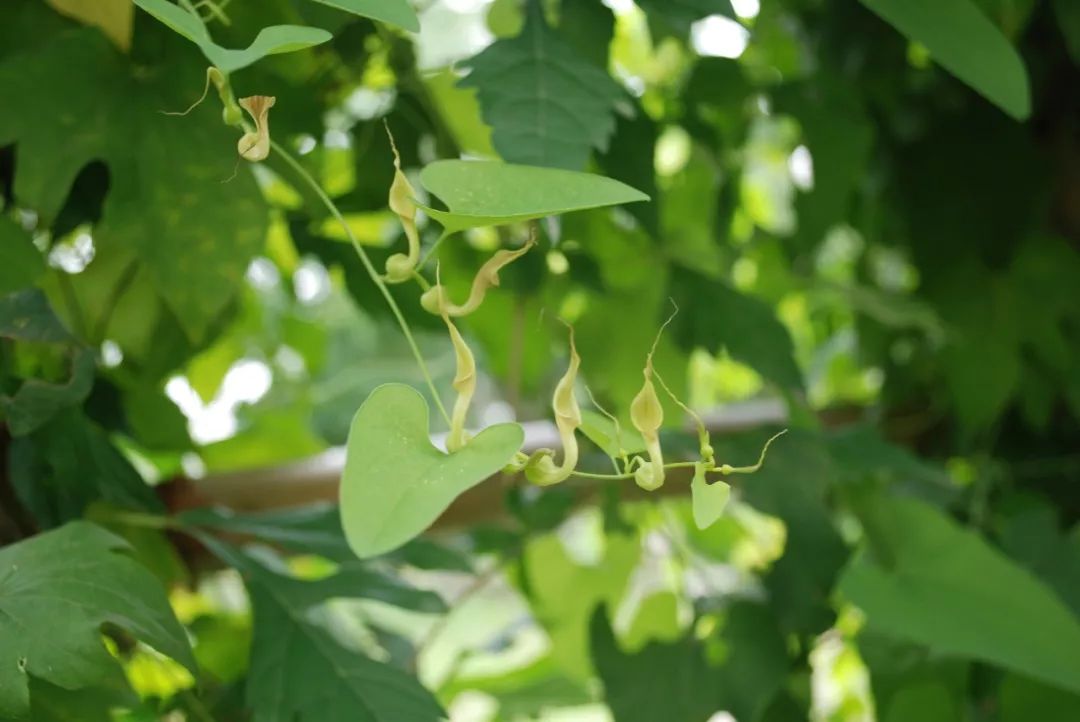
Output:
[{"left": 270, "top": 138, "right": 452, "bottom": 427}]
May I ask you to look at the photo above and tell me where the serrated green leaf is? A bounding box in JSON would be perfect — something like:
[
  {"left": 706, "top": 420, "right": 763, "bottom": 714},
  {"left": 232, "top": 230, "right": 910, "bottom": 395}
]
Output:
[
  {"left": 306, "top": 0, "right": 419, "bottom": 32},
  {"left": 133, "top": 0, "right": 332, "bottom": 73},
  {"left": 860, "top": 0, "right": 1031, "bottom": 119},
  {"left": 0, "top": 216, "right": 45, "bottom": 295},
  {"left": 840, "top": 497, "right": 1080, "bottom": 693},
  {"left": 460, "top": 2, "right": 625, "bottom": 169},
  {"left": 340, "top": 384, "right": 523, "bottom": 558},
  {"left": 418, "top": 160, "right": 648, "bottom": 234},
  {"left": 691, "top": 463, "right": 730, "bottom": 530},
  {"left": 0, "top": 30, "right": 267, "bottom": 340},
  {"left": 196, "top": 535, "right": 445, "bottom": 722},
  {"left": 0, "top": 522, "right": 195, "bottom": 720}
]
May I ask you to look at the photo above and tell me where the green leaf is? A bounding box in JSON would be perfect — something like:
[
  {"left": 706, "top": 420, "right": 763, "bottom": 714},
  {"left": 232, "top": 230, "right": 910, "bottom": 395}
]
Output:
[
  {"left": 197, "top": 535, "right": 445, "bottom": 722},
  {"left": 306, "top": 0, "right": 419, "bottom": 32},
  {"left": 460, "top": 2, "right": 625, "bottom": 170},
  {"left": 9, "top": 412, "right": 163, "bottom": 529},
  {"left": 133, "top": 0, "right": 332, "bottom": 73},
  {"left": 859, "top": 0, "right": 1031, "bottom": 119},
  {"left": 523, "top": 530, "right": 640, "bottom": 679},
  {"left": 0, "top": 348, "right": 95, "bottom": 436},
  {"left": 690, "top": 464, "right": 730, "bottom": 530},
  {"left": 0, "top": 522, "right": 196, "bottom": 720},
  {"left": 418, "top": 160, "right": 648, "bottom": 235},
  {"left": 590, "top": 601, "right": 788, "bottom": 722},
  {"left": 0, "top": 217, "right": 45, "bottom": 295},
  {"left": 669, "top": 267, "right": 803, "bottom": 390},
  {"left": 181, "top": 504, "right": 354, "bottom": 561},
  {"left": 579, "top": 409, "right": 647, "bottom": 458},
  {"left": 636, "top": 0, "right": 735, "bottom": 35},
  {"left": 199, "top": 25, "right": 333, "bottom": 74},
  {"left": 839, "top": 497, "right": 1080, "bottom": 693},
  {"left": 0, "top": 30, "right": 267, "bottom": 341},
  {"left": 339, "top": 383, "right": 524, "bottom": 558},
  {"left": 0, "top": 290, "right": 72, "bottom": 343},
  {"left": 1053, "top": 0, "right": 1080, "bottom": 64}
]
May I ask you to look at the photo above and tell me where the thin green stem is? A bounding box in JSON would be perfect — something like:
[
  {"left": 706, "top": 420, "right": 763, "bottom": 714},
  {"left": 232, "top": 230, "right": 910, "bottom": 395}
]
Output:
[
  {"left": 418, "top": 230, "right": 451, "bottom": 269},
  {"left": 271, "top": 138, "right": 452, "bottom": 426},
  {"left": 569, "top": 460, "right": 701, "bottom": 482}
]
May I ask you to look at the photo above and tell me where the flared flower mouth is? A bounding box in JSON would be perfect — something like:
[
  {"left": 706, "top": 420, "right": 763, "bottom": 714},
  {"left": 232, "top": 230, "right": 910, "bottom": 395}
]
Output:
[{"left": 237, "top": 95, "right": 276, "bottom": 161}]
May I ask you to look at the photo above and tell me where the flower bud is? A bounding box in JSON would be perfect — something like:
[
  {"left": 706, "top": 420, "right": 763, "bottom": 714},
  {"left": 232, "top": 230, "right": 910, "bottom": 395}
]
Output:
[{"left": 237, "top": 95, "right": 275, "bottom": 161}]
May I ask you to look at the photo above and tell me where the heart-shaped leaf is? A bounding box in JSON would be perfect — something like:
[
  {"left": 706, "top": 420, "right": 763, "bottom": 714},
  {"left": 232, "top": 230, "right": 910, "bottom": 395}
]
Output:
[
  {"left": 306, "top": 0, "right": 419, "bottom": 33},
  {"left": 418, "top": 160, "right": 649, "bottom": 234},
  {"left": 691, "top": 464, "right": 730, "bottom": 530},
  {"left": 340, "top": 383, "right": 523, "bottom": 558},
  {"left": 133, "top": 0, "right": 331, "bottom": 73}
]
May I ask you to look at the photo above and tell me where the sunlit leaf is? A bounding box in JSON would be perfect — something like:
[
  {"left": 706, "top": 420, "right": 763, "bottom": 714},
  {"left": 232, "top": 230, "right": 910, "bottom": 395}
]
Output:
[
  {"left": 133, "top": 0, "right": 331, "bottom": 73},
  {"left": 419, "top": 160, "right": 648, "bottom": 234},
  {"left": 691, "top": 464, "right": 731, "bottom": 530},
  {"left": 340, "top": 383, "right": 523, "bottom": 558}
]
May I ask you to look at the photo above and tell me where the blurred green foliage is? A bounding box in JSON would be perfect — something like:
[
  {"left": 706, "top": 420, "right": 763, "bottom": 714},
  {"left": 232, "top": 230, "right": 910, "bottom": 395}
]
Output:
[{"left": 1, "top": 0, "right": 1079, "bottom": 720}]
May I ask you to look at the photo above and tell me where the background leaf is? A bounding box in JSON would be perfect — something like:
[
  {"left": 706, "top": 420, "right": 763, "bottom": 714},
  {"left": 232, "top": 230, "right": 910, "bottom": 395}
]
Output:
[
  {"left": 460, "top": 2, "right": 625, "bottom": 169},
  {"left": 860, "top": 0, "right": 1031, "bottom": 118},
  {"left": 840, "top": 497, "right": 1080, "bottom": 693},
  {"left": 0, "top": 522, "right": 195, "bottom": 720}
]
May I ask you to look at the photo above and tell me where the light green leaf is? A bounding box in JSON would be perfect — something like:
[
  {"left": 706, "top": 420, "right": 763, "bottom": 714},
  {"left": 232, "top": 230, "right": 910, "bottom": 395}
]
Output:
[
  {"left": 418, "top": 160, "right": 648, "bottom": 234},
  {"left": 0, "top": 522, "right": 196, "bottom": 720},
  {"left": 840, "top": 497, "right": 1080, "bottom": 693},
  {"left": 0, "top": 216, "right": 45, "bottom": 295},
  {"left": 460, "top": 2, "right": 625, "bottom": 169},
  {"left": 340, "top": 383, "right": 524, "bottom": 558},
  {"left": 200, "top": 25, "right": 333, "bottom": 74},
  {"left": 691, "top": 464, "right": 730, "bottom": 530},
  {"left": 0, "top": 30, "right": 267, "bottom": 340},
  {"left": 306, "top": 0, "right": 419, "bottom": 32},
  {"left": 860, "top": 0, "right": 1031, "bottom": 119},
  {"left": 133, "top": 0, "right": 332, "bottom": 73}
]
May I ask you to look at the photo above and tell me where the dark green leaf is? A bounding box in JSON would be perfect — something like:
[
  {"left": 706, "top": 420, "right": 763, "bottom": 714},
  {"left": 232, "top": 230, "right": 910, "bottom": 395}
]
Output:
[
  {"left": 1, "top": 349, "right": 94, "bottom": 436},
  {"left": 0, "top": 290, "right": 72, "bottom": 343},
  {"left": 0, "top": 30, "right": 267, "bottom": 340},
  {"left": 197, "top": 535, "right": 445, "bottom": 722},
  {"left": 636, "top": 0, "right": 735, "bottom": 35},
  {"left": 669, "top": 267, "right": 803, "bottom": 390},
  {"left": 460, "top": 2, "right": 625, "bottom": 169},
  {"left": 8, "top": 412, "right": 162, "bottom": 529},
  {"left": 0, "top": 217, "right": 44, "bottom": 295},
  {"left": 0, "top": 522, "right": 196, "bottom": 720}
]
